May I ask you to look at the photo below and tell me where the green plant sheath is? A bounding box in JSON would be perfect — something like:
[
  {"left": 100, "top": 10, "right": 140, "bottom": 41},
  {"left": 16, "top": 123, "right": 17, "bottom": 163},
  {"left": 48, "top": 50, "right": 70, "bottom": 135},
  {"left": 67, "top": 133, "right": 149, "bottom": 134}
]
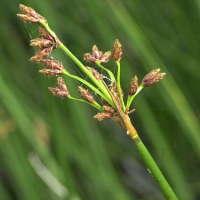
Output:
[{"left": 132, "top": 134, "right": 178, "bottom": 200}]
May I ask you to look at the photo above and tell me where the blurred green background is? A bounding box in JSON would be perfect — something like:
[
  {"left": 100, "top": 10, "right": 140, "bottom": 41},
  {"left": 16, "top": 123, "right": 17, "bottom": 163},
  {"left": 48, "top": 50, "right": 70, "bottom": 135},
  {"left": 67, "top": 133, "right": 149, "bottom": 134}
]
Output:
[{"left": 1, "top": 0, "right": 200, "bottom": 199}]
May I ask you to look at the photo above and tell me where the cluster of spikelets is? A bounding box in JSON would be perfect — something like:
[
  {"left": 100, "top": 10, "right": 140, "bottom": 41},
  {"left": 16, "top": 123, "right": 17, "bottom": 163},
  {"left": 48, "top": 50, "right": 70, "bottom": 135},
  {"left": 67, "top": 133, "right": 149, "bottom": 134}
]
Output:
[{"left": 17, "top": 4, "right": 165, "bottom": 128}]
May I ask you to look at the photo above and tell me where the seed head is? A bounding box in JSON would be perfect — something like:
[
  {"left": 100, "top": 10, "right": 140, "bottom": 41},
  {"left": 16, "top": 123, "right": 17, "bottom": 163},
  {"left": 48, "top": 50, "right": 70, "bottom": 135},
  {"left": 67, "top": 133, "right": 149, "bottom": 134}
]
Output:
[
  {"left": 38, "top": 27, "right": 61, "bottom": 47},
  {"left": 93, "top": 112, "right": 113, "bottom": 121},
  {"left": 29, "top": 47, "right": 52, "bottom": 63},
  {"left": 48, "top": 77, "right": 70, "bottom": 98},
  {"left": 112, "top": 39, "right": 122, "bottom": 62},
  {"left": 86, "top": 67, "right": 102, "bottom": 80},
  {"left": 17, "top": 4, "right": 47, "bottom": 24},
  {"left": 129, "top": 76, "right": 139, "bottom": 96},
  {"left": 41, "top": 59, "right": 65, "bottom": 70},
  {"left": 102, "top": 106, "right": 116, "bottom": 114},
  {"left": 39, "top": 69, "right": 64, "bottom": 76},
  {"left": 84, "top": 45, "right": 111, "bottom": 64},
  {"left": 141, "top": 69, "right": 166, "bottom": 87},
  {"left": 39, "top": 27, "right": 54, "bottom": 41},
  {"left": 78, "top": 87, "right": 95, "bottom": 103},
  {"left": 30, "top": 38, "right": 53, "bottom": 48}
]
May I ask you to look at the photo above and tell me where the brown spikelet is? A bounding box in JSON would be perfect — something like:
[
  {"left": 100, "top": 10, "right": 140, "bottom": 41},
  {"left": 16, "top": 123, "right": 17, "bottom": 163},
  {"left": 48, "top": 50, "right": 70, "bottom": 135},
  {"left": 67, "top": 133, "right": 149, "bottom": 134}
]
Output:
[
  {"left": 112, "top": 39, "right": 122, "bottom": 62},
  {"left": 102, "top": 106, "right": 116, "bottom": 114},
  {"left": 141, "top": 69, "right": 166, "bottom": 87},
  {"left": 39, "top": 69, "right": 64, "bottom": 76},
  {"left": 17, "top": 14, "right": 39, "bottom": 23},
  {"left": 18, "top": 4, "right": 47, "bottom": 24},
  {"left": 93, "top": 112, "right": 113, "bottom": 121},
  {"left": 39, "top": 27, "right": 54, "bottom": 41},
  {"left": 78, "top": 87, "right": 95, "bottom": 103},
  {"left": 84, "top": 45, "right": 111, "bottom": 64},
  {"left": 129, "top": 76, "right": 139, "bottom": 96},
  {"left": 48, "top": 77, "right": 70, "bottom": 98},
  {"left": 86, "top": 67, "right": 102, "bottom": 80},
  {"left": 30, "top": 38, "right": 53, "bottom": 48},
  {"left": 38, "top": 26, "right": 61, "bottom": 48},
  {"left": 41, "top": 59, "right": 64, "bottom": 70},
  {"left": 29, "top": 47, "right": 52, "bottom": 63}
]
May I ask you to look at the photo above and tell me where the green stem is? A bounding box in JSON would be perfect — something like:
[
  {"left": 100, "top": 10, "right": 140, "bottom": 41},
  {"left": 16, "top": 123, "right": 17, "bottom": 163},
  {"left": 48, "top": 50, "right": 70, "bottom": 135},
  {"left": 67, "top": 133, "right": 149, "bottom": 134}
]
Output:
[
  {"left": 39, "top": 19, "right": 115, "bottom": 109},
  {"left": 126, "top": 85, "right": 144, "bottom": 109},
  {"left": 116, "top": 62, "right": 125, "bottom": 112},
  {"left": 95, "top": 61, "right": 116, "bottom": 82},
  {"left": 132, "top": 134, "right": 179, "bottom": 200},
  {"left": 69, "top": 97, "right": 103, "bottom": 111},
  {"left": 62, "top": 69, "right": 114, "bottom": 106},
  {"left": 59, "top": 44, "right": 116, "bottom": 108}
]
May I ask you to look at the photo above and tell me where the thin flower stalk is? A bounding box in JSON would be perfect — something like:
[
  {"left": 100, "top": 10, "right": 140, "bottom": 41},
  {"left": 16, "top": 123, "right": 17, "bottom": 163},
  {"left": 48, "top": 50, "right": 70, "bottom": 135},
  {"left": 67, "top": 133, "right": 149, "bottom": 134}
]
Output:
[
  {"left": 95, "top": 61, "right": 116, "bottom": 82},
  {"left": 62, "top": 69, "right": 115, "bottom": 108},
  {"left": 112, "top": 39, "right": 125, "bottom": 111},
  {"left": 116, "top": 62, "right": 125, "bottom": 112},
  {"left": 126, "top": 85, "right": 144, "bottom": 109}
]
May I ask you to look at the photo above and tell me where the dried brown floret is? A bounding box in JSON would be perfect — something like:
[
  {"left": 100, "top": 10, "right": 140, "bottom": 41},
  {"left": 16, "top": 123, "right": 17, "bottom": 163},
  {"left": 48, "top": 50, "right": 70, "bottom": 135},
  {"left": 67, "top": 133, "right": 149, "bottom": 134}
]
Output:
[
  {"left": 141, "top": 69, "right": 166, "bottom": 87},
  {"left": 86, "top": 67, "right": 102, "bottom": 80},
  {"left": 39, "top": 69, "right": 64, "bottom": 76},
  {"left": 102, "top": 106, "right": 116, "bottom": 114},
  {"left": 84, "top": 45, "right": 111, "bottom": 64},
  {"left": 93, "top": 112, "right": 113, "bottom": 121},
  {"left": 17, "top": 4, "right": 47, "bottom": 24},
  {"left": 29, "top": 47, "right": 52, "bottom": 63},
  {"left": 78, "top": 87, "right": 95, "bottom": 103},
  {"left": 112, "top": 39, "right": 122, "bottom": 62},
  {"left": 30, "top": 38, "right": 53, "bottom": 48},
  {"left": 41, "top": 59, "right": 64, "bottom": 70},
  {"left": 129, "top": 76, "right": 139, "bottom": 96},
  {"left": 48, "top": 77, "right": 70, "bottom": 98}
]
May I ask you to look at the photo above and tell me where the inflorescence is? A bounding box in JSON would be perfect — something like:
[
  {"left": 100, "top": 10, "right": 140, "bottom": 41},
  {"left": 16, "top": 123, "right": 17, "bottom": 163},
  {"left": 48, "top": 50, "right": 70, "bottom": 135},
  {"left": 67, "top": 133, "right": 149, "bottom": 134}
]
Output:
[{"left": 17, "top": 4, "right": 165, "bottom": 137}]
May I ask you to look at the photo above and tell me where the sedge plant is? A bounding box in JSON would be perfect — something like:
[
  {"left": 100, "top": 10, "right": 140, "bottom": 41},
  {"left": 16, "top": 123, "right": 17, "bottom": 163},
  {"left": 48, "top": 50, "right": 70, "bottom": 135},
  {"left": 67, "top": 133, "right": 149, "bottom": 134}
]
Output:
[{"left": 17, "top": 4, "right": 178, "bottom": 200}]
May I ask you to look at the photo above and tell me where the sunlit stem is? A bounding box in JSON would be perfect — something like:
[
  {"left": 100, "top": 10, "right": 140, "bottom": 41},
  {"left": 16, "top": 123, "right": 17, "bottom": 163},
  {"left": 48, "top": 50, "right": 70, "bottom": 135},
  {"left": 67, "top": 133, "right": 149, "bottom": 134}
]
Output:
[
  {"left": 126, "top": 85, "right": 144, "bottom": 109},
  {"left": 116, "top": 62, "right": 125, "bottom": 112}
]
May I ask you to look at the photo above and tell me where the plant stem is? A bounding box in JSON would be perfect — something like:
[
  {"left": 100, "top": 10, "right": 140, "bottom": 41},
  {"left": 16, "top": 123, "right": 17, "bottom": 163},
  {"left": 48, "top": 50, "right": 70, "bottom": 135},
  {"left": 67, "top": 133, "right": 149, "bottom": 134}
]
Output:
[
  {"left": 62, "top": 69, "right": 111, "bottom": 107},
  {"left": 126, "top": 85, "right": 144, "bottom": 109},
  {"left": 132, "top": 134, "right": 179, "bottom": 200},
  {"left": 39, "top": 20, "right": 115, "bottom": 108},
  {"left": 69, "top": 97, "right": 103, "bottom": 111},
  {"left": 95, "top": 61, "right": 116, "bottom": 82},
  {"left": 116, "top": 62, "right": 125, "bottom": 112},
  {"left": 59, "top": 43, "right": 115, "bottom": 108}
]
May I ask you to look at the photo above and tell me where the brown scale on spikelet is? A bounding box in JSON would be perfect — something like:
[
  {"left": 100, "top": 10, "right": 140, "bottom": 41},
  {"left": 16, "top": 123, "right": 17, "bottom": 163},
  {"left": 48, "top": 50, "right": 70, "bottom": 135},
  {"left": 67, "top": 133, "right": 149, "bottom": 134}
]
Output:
[
  {"left": 93, "top": 112, "right": 113, "bottom": 121},
  {"left": 86, "top": 67, "right": 102, "bottom": 80},
  {"left": 41, "top": 59, "right": 65, "bottom": 70},
  {"left": 17, "top": 4, "right": 47, "bottom": 24},
  {"left": 129, "top": 76, "right": 139, "bottom": 96},
  {"left": 84, "top": 45, "right": 111, "bottom": 64},
  {"left": 141, "top": 69, "right": 166, "bottom": 87},
  {"left": 48, "top": 77, "right": 70, "bottom": 98},
  {"left": 39, "top": 69, "right": 64, "bottom": 76},
  {"left": 30, "top": 38, "right": 53, "bottom": 48},
  {"left": 112, "top": 39, "right": 122, "bottom": 62},
  {"left": 29, "top": 47, "right": 53, "bottom": 63},
  {"left": 78, "top": 87, "right": 95, "bottom": 103}
]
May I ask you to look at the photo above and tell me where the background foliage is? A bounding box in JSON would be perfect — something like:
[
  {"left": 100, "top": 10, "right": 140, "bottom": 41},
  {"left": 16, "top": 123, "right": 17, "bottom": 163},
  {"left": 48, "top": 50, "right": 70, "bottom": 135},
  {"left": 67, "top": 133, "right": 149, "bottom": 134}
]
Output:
[{"left": 0, "top": 0, "right": 200, "bottom": 199}]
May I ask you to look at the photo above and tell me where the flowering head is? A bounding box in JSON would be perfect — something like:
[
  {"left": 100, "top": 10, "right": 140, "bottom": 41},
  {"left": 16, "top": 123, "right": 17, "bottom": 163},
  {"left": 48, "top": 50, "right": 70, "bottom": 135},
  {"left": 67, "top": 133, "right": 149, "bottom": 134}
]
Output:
[{"left": 17, "top": 4, "right": 166, "bottom": 137}]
